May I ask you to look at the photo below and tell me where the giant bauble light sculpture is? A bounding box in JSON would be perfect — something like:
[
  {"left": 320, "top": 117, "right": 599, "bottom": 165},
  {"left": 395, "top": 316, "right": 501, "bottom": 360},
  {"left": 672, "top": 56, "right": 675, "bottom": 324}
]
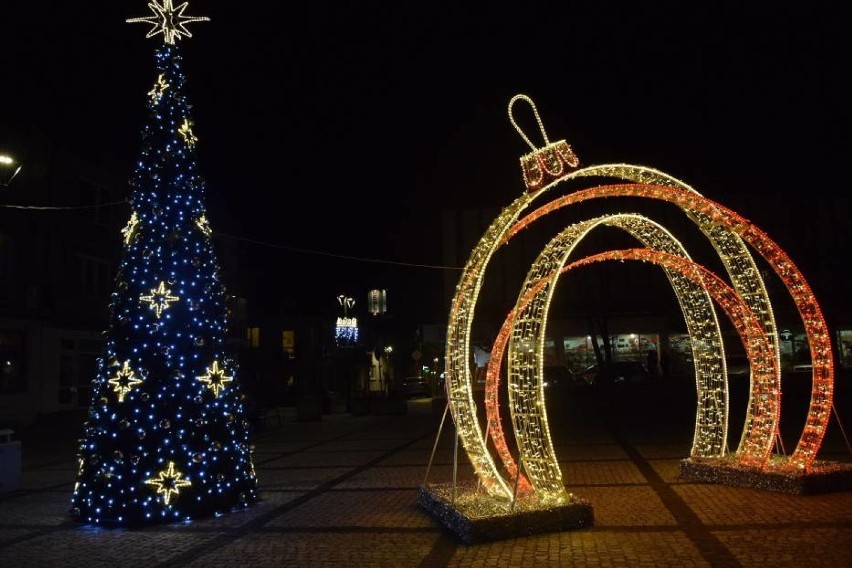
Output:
[{"left": 421, "top": 94, "right": 846, "bottom": 542}]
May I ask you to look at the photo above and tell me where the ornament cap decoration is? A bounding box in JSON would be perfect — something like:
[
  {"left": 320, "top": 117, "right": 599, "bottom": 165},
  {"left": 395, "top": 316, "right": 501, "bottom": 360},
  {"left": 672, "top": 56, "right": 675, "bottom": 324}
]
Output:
[{"left": 508, "top": 94, "right": 579, "bottom": 192}]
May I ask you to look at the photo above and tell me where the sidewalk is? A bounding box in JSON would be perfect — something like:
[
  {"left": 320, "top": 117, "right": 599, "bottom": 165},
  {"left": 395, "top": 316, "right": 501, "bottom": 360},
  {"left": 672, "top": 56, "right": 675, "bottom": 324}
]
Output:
[{"left": 1, "top": 391, "right": 850, "bottom": 567}]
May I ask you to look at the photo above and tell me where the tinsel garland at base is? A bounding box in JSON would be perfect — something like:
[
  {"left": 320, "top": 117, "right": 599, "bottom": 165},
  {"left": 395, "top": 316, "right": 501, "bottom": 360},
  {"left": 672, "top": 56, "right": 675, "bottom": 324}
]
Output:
[
  {"left": 418, "top": 482, "right": 594, "bottom": 544},
  {"left": 680, "top": 457, "right": 852, "bottom": 495}
]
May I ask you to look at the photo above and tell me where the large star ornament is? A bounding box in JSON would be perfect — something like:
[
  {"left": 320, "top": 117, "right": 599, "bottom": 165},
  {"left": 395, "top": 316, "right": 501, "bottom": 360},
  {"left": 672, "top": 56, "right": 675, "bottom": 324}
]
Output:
[
  {"left": 127, "top": 0, "right": 210, "bottom": 44},
  {"left": 140, "top": 281, "right": 180, "bottom": 319},
  {"left": 108, "top": 360, "right": 143, "bottom": 402},
  {"left": 197, "top": 360, "right": 234, "bottom": 397},
  {"left": 145, "top": 461, "right": 192, "bottom": 505}
]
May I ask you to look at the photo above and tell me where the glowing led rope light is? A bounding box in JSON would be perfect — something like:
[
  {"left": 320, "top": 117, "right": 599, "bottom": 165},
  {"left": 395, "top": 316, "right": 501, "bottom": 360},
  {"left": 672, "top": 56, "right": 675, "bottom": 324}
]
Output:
[
  {"left": 195, "top": 215, "right": 211, "bottom": 236},
  {"left": 127, "top": 0, "right": 210, "bottom": 45},
  {"left": 509, "top": 180, "right": 832, "bottom": 469},
  {"left": 140, "top": 280, "right": 180, "bottom": 318},
  {"left": 144, "top": 461, "right": 192, "bottom": 505},
  {"left": 122, "top": 211, "right": 140, "bottom": 244},
  {"left": 443, "top": 96, "right": 832, "bottom": 505},
  {"left": 108, "top": 360, "right": 144, "bottom": 402},
  {"left": 196, "top": 360, "right": 233, "bottom": 397},
  {"left": 505, "top": 242, "right": 779, "bottom": 493},
  {"left": 178, "top": 118, "right": 198, "bottom": 148},
  {"left": 508, "top": 95, "right": 579, "bottom": 192},
  {"left": 446, "top": 194, "right": 546, "bottom": 499},
  {"left": 557, "top": 249, "right": 779, "bottom": 467},
  {"left": 148, "top": 73, "right": 170, "bottom": 103},
  {"left": 484, "top": 214, "right": 728, "bottom": 493}
]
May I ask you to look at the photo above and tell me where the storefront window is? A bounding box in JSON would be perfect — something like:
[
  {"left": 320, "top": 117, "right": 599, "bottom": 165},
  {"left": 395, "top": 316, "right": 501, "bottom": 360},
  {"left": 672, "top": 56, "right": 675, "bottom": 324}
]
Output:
[{"left": 837, "top": 330, "right": 852, "bottom": 369}]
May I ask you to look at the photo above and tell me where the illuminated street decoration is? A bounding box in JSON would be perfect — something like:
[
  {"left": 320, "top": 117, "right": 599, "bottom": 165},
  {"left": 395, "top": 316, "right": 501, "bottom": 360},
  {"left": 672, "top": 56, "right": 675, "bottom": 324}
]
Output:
[
  {"left": 145, "top": 461, "right": 192, "bottom": 505},
  {"left": 148, "top": 73, "right": 170, "bottom": 103},
  {"left": 178, "top": 118, "right": 198, "bottom": 148},
  {"left": 509, "top": 94, "right": 579, "bottom": 192},
  {"left": 495, "top": 245, "right": 778, "bottom": 496},
  {"left": 71, "top": 13, "right": 257, "bottom": 527},
  {"left": 509, "top": 179, "right": 833, "bottom": 470},
  {"left": 108, "top": 360, "right": 144, "bottom": 402},
  {"left": 196, "top": 360, "right": 233, "bottom": 397},
  {"left": 439, "top": 94, "right": 835, "bottom": 508},
  {"left": 484, "top": 214, "right": 728, "bottom": 494},
  {"left": 122, "top": 211, "right": 140, "bottom": 244},
  {"left": 127, "top": 0, "right": 210, "bottom": 45},
  {"left": 336, "top": 295, "right": 358, "bottom": 345},
  {"left": 195, "top": 215, "right": 212, "bottom": 236},
  {"left": 140, "top": 280, "right": 180, "bottom": 319},
  {"left": 368, "top": 289, "right": 387, "bottom": 316}
]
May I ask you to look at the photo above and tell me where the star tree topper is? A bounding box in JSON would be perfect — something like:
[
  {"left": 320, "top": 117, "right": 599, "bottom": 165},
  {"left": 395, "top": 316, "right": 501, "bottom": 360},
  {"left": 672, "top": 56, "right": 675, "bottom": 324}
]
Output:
[{"left": 127, "top": 0, "right": 210, "bottom": 44}]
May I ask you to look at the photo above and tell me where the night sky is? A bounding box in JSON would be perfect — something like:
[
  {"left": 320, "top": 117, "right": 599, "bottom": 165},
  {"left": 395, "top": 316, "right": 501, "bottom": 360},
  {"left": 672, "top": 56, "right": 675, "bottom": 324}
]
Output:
[{"left": 2, "top": 2, "right": 848, "bottom": 322}]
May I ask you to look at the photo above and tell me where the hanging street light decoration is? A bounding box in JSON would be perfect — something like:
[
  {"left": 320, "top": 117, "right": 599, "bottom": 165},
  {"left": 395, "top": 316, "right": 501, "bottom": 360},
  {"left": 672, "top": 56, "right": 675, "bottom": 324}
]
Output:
[{"left": 335, "top": 295, "right": 358, "bottom": 346}]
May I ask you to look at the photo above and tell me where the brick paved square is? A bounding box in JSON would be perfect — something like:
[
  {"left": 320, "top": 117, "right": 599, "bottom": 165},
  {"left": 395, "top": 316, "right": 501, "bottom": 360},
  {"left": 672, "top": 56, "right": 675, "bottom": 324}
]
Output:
[
  {"left": 561, "top": 460, "right": 648, "bottom": 486},
  {"left": 184, "top": 531, "right": 441, "bottom": 568},
  {"left": 255, "top": 466, "right": 353, "bottom": 489},
  {"left": 262, "top": 489, "right": 439, "bottom": 529},
  {"left": 574, "top": 486, "right": 678, "bottom": 526}
]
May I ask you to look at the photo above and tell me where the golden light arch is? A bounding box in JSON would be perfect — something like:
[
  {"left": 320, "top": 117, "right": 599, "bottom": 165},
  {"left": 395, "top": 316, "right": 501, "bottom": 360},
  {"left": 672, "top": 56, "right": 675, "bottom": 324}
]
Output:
[
  {"left": 483, "top": 213, "right": 731, "bottom": 493},
  {"left": 495, "top": 244, "right": 781, "bottom": 496},
  {"left": 443, "top": 97, "right": 834, "bottom": 503}
]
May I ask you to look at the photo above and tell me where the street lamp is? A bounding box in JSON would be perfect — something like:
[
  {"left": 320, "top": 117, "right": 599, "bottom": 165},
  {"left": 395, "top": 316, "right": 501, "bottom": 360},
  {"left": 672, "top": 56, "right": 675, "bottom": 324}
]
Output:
[{"left": 0, "top": 154, "right": 21, "bottom": 187}]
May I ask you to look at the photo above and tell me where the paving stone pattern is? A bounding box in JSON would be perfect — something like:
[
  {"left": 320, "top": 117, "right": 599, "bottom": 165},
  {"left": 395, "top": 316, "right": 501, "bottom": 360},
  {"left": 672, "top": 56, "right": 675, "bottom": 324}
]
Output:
[{"left": 1, "top": 387, "right": 850, "bottom": 567}]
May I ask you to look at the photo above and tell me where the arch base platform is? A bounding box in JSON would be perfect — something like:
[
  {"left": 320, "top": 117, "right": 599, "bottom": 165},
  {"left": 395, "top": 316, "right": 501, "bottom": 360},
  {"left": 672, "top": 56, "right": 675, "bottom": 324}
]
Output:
[
  {"left": 418, "top": 483, "right": 594, "bottom": 544},
  {"left": 680, "top": 458, "right": 852, "bottom": 495}
]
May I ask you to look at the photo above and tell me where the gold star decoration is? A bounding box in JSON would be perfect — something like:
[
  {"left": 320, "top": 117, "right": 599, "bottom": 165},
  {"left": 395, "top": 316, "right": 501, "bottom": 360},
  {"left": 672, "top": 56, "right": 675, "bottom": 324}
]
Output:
[
  {"left": 148, "top": 74, "right": 170, "bottom": 104},
  {"left": 195, "top": 215, "right": 211, "bottom": 236},
  {"left": 127, "top": 0, "right": 210, "bottom": 45},
  {"left": 178, "top": 118, "right": 198, "bottom": 148},
  {"left": 197, "top": 360, "right": 233, "bottom": 397},
  {"left": 108, "top": 360, "right": 144, "bottom": 402},
  {"left": 145, "top": 461, "right": 192, "bottom": 505},
  {"left": 121, "top": 211, "right": 140, "bottom": 244},
  {"left": 140, "top": 281, "right": 180, "bottom": 318}
]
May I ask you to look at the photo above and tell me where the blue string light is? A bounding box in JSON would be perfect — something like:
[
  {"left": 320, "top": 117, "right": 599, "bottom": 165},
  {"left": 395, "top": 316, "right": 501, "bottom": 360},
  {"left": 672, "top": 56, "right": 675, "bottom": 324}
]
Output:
[{"left": 70, "top": 43, "right": 258, "bottom": 527}]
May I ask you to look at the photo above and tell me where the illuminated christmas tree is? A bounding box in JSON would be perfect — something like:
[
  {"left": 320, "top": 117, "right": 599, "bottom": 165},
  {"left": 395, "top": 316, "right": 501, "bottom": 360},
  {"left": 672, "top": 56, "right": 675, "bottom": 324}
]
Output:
[{"left": 70, "top": 2, "right": 258, "bottom": 526}]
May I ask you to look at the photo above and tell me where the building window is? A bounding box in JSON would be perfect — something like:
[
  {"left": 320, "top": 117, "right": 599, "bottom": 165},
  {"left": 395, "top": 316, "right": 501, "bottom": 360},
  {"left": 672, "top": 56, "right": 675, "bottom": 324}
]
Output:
[
  {"left": 0, "top": 329, "right": 26, "bottom": 394},
  {"left": 227, "top": 295, "right": 247, "bottom": 323},
  {"left": 246, "top": 327, "right": 260, "bottom": 348},
  {"left": 78, "top": 254, "right": 111, "bottom": 295},
  {"left": 58, "top": 337, "right": 102, "bottom": 406},
  {"left": 77, "top": 178, "right": 113, "bottom": 227},
  {"left": 282, "top": 330, "right": 295, "bottom": 359},
  {"left": 838, "top": 330, "right": 852, "bottom": 369}
]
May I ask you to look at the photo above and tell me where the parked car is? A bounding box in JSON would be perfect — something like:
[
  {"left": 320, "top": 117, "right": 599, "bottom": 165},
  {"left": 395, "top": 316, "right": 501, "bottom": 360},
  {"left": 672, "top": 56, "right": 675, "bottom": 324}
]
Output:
[
  {"left": 573, "top": 361, "right": 653, "bottom": 387},
  {"left": 401, "top": 377, "right": 431, "bottom": 399}
]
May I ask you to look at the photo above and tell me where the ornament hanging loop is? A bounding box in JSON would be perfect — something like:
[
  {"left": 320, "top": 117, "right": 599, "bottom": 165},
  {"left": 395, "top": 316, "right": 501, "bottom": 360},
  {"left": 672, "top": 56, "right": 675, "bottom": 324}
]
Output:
[
  {"left": 508, "top": 94, "right": 551, "bottom": 152},
  {"left": 508, "top": 93, "right": 579, "bottom": 192}
]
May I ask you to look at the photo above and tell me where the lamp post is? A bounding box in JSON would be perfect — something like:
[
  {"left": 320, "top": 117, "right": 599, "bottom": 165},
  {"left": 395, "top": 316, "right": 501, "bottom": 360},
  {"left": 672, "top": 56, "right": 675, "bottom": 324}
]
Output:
[{"left": 0, "top": 154, "right": 21, "bottom": 187}]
